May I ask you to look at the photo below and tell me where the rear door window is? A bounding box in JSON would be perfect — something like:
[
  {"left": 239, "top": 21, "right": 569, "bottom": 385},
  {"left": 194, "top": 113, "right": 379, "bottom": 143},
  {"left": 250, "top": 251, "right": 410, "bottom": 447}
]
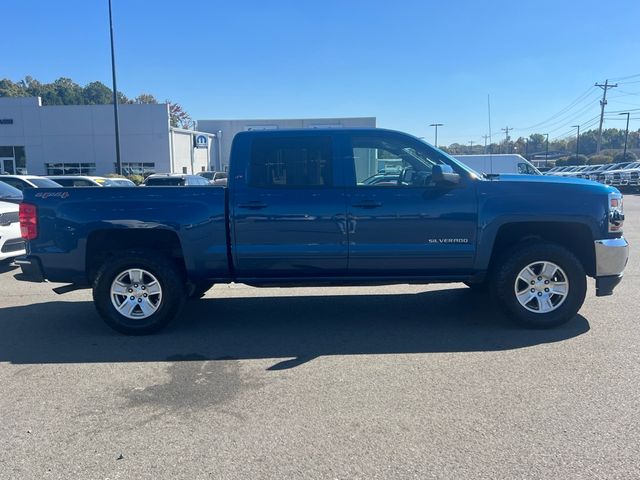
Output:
[{"left": 249, "top": 136, "right": 333, "bottom": 187}]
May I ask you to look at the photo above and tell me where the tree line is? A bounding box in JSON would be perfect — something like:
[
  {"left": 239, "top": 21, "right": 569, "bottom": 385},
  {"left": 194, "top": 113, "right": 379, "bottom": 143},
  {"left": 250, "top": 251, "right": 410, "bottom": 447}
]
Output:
[
  {"left": 443, "top": 128, "right": 640, "bottom": 165},
  {"left": 0, "top": 76, "right": 192, "bottom": 128}
]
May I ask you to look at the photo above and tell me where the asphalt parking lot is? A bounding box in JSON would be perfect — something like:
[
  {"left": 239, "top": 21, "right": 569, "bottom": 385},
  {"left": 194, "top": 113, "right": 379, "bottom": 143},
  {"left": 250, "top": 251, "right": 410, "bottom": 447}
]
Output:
[{"left": 1, "top": 196, "right": 639, "bottom": 480}]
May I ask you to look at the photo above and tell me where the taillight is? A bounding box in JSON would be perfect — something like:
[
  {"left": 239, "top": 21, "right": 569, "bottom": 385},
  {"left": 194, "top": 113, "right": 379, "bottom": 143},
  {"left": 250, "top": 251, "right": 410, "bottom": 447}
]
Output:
[
  {"left": 19, "top": 203, "right": 38, "bottom": 240},
  {"left": 608, "top": 193, "right": 624, "bottom": 234}
]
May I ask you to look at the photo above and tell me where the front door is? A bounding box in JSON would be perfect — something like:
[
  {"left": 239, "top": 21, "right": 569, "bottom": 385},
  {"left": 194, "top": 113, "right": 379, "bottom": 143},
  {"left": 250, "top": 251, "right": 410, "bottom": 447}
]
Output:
[
  {"left": 232, "top": 134, "right": 348, "bottom": 278},
  {"left": 343, "top": 132, "right": 478, "bottom": 276},
  {"left": 1, "top": 158, "right": 15, "bottom": 175}
]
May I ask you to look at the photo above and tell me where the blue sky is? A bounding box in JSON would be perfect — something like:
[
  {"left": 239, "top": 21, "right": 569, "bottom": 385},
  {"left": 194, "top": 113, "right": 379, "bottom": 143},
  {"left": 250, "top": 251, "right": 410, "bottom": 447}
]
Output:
[{"left": 2, "top": 0, "right": 639, "bottom": 145}]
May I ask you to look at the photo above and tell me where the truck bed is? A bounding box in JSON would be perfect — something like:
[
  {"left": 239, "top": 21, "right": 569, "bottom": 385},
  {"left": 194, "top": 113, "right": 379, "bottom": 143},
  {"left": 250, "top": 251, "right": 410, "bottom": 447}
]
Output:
[{"left": 22, "top": 186, "right": 229, "bottom": 284}]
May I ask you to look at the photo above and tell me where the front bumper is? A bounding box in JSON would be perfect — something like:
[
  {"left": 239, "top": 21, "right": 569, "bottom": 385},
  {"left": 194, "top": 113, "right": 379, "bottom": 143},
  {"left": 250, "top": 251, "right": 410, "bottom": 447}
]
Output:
[
  {"left": 594, "top": 237, "right": 629, "bottom": 296},
  {"left": 13, "top": 255, "right": 46, "bottom": 283}
]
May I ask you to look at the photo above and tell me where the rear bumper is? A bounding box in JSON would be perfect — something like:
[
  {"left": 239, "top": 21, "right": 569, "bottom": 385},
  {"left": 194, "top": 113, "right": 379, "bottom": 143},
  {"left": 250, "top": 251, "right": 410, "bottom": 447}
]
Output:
[
  {"left": 594, "top": 237, "right": 629, "bottom": 296},
  {"left": 13, "top": 255, "right": 46, "bottom": 283},
  {"left": 0, "top": 221, "right": 26, "bottom": 261}
]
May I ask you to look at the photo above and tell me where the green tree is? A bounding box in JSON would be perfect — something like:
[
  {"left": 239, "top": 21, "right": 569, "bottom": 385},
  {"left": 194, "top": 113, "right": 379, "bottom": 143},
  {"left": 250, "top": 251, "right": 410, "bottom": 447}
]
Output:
[
  {"left": 50, "top": 77, "right": 84, "bottom": 105},
  {"left": 528, "top": 133, "right": 546, "bottom": 152},
  {"left": 134, "top": 93, "right": 158, "bottom": 104},
  {"left": 577, "top": 131, "right": 598, "bottom": 155},
  {"left": 83, "top": 81, "right": 112, "bottom": 104},
  {"left": 0, "top": 78, "right": 27, "bottom": 97},
  {"left": 602, "top": 128, "right": 625, "bottom": 150},
  {"left": 588, "top": 154, "right": 613, "bottom": 165},
  {"left": 613, "top": 151, "right": 637, "bottom": 163}
]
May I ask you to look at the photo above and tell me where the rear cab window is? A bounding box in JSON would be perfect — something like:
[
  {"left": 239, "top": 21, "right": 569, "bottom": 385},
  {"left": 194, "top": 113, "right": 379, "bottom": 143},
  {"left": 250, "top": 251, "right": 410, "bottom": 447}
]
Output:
[{"left": 248, "top": 136, "right": 333, "bottom": 188}]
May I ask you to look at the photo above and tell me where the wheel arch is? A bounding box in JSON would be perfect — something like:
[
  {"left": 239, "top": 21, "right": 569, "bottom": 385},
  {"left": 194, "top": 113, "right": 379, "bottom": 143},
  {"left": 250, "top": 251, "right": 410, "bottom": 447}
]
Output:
[
  {"left": 86, "top": 229, "right": 186, "bottom": 284},
  {"left": 479, "top": 221, "right": 596, "bottom": 277}
]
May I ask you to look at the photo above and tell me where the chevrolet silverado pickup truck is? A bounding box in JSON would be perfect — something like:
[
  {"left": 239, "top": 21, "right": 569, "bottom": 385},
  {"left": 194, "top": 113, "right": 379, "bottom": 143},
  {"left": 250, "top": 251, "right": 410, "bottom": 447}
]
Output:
[{"left": 15, "top": 128, "right": 629, "bottom": 334}]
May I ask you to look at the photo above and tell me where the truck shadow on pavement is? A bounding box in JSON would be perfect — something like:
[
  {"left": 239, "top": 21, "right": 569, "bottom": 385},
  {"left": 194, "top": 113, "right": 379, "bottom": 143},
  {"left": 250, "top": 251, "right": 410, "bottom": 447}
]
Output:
[{"left": 0, "top": 287, "right": 589, "bottom": 369}]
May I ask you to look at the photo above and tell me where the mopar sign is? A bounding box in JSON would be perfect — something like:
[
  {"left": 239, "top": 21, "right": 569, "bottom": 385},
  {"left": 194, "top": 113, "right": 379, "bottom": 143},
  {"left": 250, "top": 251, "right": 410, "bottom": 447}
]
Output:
[{"left": 194, "top": 134, "right": 208, "bottom": 148}]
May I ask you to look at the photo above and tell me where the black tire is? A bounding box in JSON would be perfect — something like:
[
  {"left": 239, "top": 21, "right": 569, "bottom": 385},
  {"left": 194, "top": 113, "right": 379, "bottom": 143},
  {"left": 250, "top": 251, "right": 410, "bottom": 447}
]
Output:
[
  {"left": 491, "top": 241, "right": 587, "bottom": 328},
  {"left": 189, "top": 281, "right": 215, "bottom": 299},
  {"left": 92, "top": 251, "right": 186, "bottom": 335}
]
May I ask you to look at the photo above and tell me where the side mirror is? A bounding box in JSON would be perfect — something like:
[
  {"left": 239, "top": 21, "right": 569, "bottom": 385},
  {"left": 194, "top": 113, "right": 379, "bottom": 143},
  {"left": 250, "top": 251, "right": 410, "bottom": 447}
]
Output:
[{"left": 432, "top": 164, "right": 460, "bottom": 185}]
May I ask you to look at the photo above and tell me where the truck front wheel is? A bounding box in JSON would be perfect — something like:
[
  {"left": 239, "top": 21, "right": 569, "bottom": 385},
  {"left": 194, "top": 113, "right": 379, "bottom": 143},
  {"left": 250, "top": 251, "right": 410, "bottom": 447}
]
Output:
[
  {"left": 92, "top": 252, "right": 186, "bottom": 335},
  {"left": 492, "top": 241, "right": 587, "bottom": 328}
]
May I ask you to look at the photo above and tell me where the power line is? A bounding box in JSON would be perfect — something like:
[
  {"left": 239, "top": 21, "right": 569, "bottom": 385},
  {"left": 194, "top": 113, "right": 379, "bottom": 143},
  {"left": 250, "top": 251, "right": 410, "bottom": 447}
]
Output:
[
  {"left": 611, "top": 73, "right": 640, "bottom": 81},
  {"left": 551, "top": 115, "right": 601, "bottom": 141},
  {"left": 513, "top": 86, "right": 597, "bottom": 131}
]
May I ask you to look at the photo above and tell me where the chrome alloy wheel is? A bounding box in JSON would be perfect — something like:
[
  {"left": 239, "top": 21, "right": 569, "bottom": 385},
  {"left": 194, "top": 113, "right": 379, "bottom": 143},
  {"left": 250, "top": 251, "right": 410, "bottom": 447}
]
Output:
[
  {"left": 514, "top": 261, "right": 569, "bottom": 313},
  {"left": 110, "top": 269, "right": 163, "bottom": 319}
]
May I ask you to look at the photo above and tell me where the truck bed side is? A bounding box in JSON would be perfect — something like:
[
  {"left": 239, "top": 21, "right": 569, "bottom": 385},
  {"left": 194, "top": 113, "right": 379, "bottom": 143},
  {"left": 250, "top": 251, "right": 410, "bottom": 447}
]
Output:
[{"left": 22, "top": 187, "right": 229, "bottom": 284}]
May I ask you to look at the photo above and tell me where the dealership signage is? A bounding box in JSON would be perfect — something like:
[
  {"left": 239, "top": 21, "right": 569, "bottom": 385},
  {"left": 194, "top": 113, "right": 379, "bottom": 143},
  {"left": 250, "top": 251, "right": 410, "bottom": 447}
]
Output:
[
  {"left": 0, "top": 119, "right": 13, "bottom": 125},
  {"left": 194, "top": 134, "right": 208, "bottom": 148}
]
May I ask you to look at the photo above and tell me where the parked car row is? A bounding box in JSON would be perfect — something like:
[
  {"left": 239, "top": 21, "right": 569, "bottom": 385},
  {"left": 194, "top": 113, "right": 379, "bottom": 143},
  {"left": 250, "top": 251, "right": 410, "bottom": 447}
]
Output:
[
  {"left": 544, "top": 162, "right": 640, "bottom": 191},
  {"left": 0, "top": 171, "right": 229, "bottom": 191}
]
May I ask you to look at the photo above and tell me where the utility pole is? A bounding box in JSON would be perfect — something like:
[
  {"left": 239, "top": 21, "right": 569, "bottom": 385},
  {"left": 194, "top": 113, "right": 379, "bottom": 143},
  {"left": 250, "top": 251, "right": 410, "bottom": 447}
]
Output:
[
  {"left": 619, "top": 112, "right": 630, "bottom": 159},
  {"left": 502, "top": 126, "right": 512, "bottom": 153},
  {"left": 108, "top": 0, "right": 122, "bottom": 175},
  {"left": 571, "top": 125, "right": 580, "bottom": 163},
  {"left": 429, "top": 123, "right": 443, "bottom": 147},
  {"left": 544, "top": 133, "right": 549, "bottom": 167},
  {"left": 524, "top": 138, "right": 529, "bottom": 159},
  {"left": 482, "top": 134, "right": 489, "bottom": 153},
  {"left": 468, "top": 140, "right": 474, "bottom": 153},
  {"left": 595, "top": 79, "right": 618, "bottom": 153}
]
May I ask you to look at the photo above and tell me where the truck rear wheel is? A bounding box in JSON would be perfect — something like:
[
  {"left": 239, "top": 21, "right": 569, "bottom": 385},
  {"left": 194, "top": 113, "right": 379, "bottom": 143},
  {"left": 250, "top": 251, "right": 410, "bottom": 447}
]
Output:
[
  {"left": 92, "top": 252, "right": 186, "bottom": 335},
  {"left": 492, "top": 241, "right": 587, "bottom": 328}
]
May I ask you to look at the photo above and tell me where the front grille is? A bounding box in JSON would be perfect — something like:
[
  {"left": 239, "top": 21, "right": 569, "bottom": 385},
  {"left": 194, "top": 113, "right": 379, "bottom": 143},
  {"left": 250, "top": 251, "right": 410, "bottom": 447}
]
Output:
[
  {"left": 1, "top": 238, "right": 25, "bottom": 253},
  {"left": 0, "top": 211, "right": 19, "bottom": 226}
]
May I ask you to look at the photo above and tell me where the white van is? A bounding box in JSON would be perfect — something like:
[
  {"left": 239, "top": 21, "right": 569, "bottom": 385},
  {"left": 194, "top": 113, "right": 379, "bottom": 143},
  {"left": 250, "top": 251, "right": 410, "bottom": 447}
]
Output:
[{"left": 453, "top": 154, "right": 541, "bottom": 175}]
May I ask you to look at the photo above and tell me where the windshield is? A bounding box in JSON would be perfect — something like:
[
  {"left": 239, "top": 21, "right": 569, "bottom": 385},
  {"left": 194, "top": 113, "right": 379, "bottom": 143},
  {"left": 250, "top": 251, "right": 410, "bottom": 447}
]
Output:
[
  {"left": 29, "top": 178, "right": 62, "bottom": 188},
  {"left": 414, "top": 138, "right": 481, "bottom": 178},
  {"left": 0, "top": 181, "right": 23, "bottom": 201},
  {"left": 145, "top": 177, "right": 185, "bottom": 186},
  {"left": 111, "top": 179, "right": 136, "bottom": 186}
]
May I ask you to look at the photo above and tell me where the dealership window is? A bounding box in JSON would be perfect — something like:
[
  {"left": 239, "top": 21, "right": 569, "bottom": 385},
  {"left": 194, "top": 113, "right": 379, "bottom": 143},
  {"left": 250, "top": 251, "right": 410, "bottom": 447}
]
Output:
[
  {"left": 119, "top": 162, "right": 156, "bottom": 176},
  {"left": 46, "top": 162, "right": 96, "bottom": 175},
  {"left": 249, "top": 136, "right": 333, "bottom": 187},
  {"left": 0, "top": 146, "right": 27, "bottom": 174}
]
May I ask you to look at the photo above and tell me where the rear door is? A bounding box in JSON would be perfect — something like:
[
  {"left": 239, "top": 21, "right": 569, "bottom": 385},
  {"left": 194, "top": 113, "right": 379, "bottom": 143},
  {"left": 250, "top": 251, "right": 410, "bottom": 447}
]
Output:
[
  {"left": 231, "top": 133, "right": 348, "bottom": 278},
  {"left": 342, "top": 131, "right": 478, "bottom": 276}
]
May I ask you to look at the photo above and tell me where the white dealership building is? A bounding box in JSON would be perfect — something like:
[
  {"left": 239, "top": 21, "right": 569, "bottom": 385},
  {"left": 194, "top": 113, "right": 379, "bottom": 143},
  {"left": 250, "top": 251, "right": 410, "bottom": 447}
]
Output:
[{"left": 0, "top": 96, "right": 375, "bottom": 176}]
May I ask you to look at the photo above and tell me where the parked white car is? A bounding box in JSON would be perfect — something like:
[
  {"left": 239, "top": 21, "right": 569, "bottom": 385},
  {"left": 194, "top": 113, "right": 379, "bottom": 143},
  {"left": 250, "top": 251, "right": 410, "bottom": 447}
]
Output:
[
  {"left": 0, "top": 174, "right": 62, "bottom": 191},
  {"left": 605, "top": 162, "right": 640, "bottom": 187},
  {"left": 0, "top": 182, "right": 25, "bottom": 262}
]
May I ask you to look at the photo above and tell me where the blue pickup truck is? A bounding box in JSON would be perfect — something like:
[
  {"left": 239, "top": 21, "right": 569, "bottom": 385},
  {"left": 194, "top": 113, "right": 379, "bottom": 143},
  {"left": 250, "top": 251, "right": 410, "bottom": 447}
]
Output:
[{"left": 15, "top": 128, "right": 629, "bottom": 334}]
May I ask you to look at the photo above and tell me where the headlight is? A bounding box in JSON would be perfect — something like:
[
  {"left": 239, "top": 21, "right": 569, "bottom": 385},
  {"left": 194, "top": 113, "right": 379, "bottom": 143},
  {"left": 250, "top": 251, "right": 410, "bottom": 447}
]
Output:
[{"left": 608, "top": 192, "right": 624, "bottom": 234}]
